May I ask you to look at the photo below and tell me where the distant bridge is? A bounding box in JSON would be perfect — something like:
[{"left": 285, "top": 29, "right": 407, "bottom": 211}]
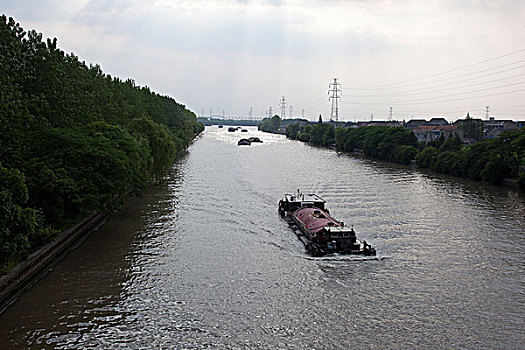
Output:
[
  {"left": 197, "top": 116, "right": 264, "bottom": 126},
  {"left": 205, "top": 115, "right": 265, "bottom": 121}
]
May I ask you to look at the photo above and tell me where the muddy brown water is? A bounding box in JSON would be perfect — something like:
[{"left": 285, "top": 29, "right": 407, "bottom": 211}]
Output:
[{"left": 1, "top": 126, "right": 524, "bottom": 349}]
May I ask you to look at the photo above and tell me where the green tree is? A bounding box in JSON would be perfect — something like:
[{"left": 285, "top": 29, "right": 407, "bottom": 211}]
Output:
[
  {"left": 335, "top": 126, "right": 418, "bottom": 164},
  {"left": 271, "top": 115, "right": 281, "bottom": 131},
  {"left": 0, "top": 15, "right": 204, "bottom": 266},
  {"left": 258, "top": 115, "right": 282, "bottom": 133},
  {"left": 416, "top": 146, "right": 438, "bottom": 168},
  {"left": 392, "top": 145, "right": 418, "bottom": 165},
  {"left": 0, "top": 164, "right": 35, "bottom": 268},
  {"left": 286, "top": 124, "right": 301, "bottom": 140},
  {"left": 128, "top": 117, "right": 176, "bottom": 183},
  {"left": 459, "top": 114, "right": 483, "bottom": 141}
]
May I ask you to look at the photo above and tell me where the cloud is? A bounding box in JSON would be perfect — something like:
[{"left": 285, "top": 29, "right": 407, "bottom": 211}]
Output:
[
  {"left": 0, "top": 0, "right": 84, "bottom": 21},
  {"left": 2, "top": 0, "right": 525, "bottom": 119}
]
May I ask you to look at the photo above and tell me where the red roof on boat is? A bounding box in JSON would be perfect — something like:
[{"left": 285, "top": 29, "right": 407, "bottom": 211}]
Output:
[{"left": 293, "top": 207, "right": 341, "bottom": 234}]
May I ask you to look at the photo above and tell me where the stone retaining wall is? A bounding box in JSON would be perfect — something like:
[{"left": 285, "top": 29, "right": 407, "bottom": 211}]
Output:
[{"left": 0, "top": 212, "right": 108, "bottom": 313}]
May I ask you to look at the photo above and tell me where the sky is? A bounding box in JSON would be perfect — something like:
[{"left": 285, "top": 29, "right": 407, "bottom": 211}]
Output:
[{"left": 2, "top": 0, "right": 525, "bottom": 121}]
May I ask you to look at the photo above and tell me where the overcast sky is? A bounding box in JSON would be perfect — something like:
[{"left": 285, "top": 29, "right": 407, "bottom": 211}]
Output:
[{"left": 2, "top": 0, "right": 525, "bottom": 121}]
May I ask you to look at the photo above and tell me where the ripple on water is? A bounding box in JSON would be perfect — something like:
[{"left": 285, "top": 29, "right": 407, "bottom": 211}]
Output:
[{"left": 1, "top": 127, "right": 524, "bottom": 349}]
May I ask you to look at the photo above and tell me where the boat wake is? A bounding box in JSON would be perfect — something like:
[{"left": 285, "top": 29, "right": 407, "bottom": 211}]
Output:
[{"left": 303, "top": 254, "right": 390, "bottom": 262}]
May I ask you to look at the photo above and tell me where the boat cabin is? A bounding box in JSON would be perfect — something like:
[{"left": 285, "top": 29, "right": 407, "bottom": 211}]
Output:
[
  {"left": 323, "top": 226, "right": 360, "bottom": 250},
  {"left": 323, "top": 226, "right": 356, "bottom": 239},
  {"left": 279, "top": 193, "right": 326, "bottom": 214}
]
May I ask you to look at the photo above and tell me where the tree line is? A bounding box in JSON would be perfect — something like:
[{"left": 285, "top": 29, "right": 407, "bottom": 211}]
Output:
[
  {"left": 416, "top": 130, "right": 525, "bottom": 186},
  {"left": 0, "top": 15, "right": 204, "bottom": 270},
  {"left": 285, "top": 118, "right": 418, "bottom": 165},
  {"left": 281, "top": 117, "right": 525, "bottom": 190}
]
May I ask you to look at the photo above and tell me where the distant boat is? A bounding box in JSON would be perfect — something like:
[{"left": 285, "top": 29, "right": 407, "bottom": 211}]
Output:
[
  {"left": 228, "top": 127, "right": 236, "bottom": 132},
  {"left": 218, "top": 125, "right": 223, "bottom": 128},
  {"left": 241, "top": 129, "right": 248, "bottom": 132},
  {"left": 248, "top": 137, "right": 262, "bottom": 143},
  {"left": 238, "top": 139, "right": 251, "bottom": 146}
]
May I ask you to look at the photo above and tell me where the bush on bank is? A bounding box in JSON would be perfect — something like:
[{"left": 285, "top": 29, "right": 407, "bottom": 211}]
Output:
[
  {"left": 416, "top": 129, "right": 525, "bottom": 185},
  {"left": 0, "top": 15, "right": 203, "bottom": 270},
  {"left": 287, "top": 123, "right": 418, "bottom": 165}
]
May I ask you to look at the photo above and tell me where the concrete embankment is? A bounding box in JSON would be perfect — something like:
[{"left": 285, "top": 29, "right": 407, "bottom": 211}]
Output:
[{"left": 0, "top": 212, "right": 108, "bottom": 314}]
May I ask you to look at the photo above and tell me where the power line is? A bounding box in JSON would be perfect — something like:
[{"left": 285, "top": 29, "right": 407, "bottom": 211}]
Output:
[
  {"left": 340, "top": 86, "right": 525, "bottom": 106},
  {"left": 348, "top": 68, "right": 525, "bottom": 98},
  {"left": 346, "top": 47, "right": 525, "bottom": 90},
  {"left": 294, "top": 91, "right": 331, "bottom": 105},
  {"left": 276, "top": 49, "right": 525, "bottom": 121},
  {"left": 391, "top": 88, "right": 525, "bottom": 106},
  {"left": 348, "top": 60, "right": 525, "bottom": 95},
  {"left": 301, "top": 94, "right": 326, "bottom": 105},
  {"left": 489, "top": 103, "right": 525, "bottom": 110},
  {"left": 365, "top": 104, "right": 525, "bottom": 118},
  {"left": 491, "top": 112, "right": 525, "bottom": 116},
  {"left": 342, "top": 81, "right": 525, "bottom": 105}
]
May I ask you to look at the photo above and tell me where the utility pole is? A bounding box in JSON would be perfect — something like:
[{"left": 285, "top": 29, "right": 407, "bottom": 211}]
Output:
[
  {"left": 210, "top": 108, "right": 212, "bottom": 117},
  {"left": 249, "top": 107, "right": 253, "bottom": 119},
  {"left": 279, "top": 96, "right": 287, "bottom": 119},
  {"left": 222, "top": 109, "right": 225, "bottom": 118},
  {"left": 268, "top": 106, "right": 273, "bottom": 118},
  {"left": 289, "top": 105, "right": 293, "bottom": 119},
  {"left": 486, "top": 106, "right": 490, "bottom": 120},
  {"left": 389, "top": 106, "right": 393, "bottom": 121},
  {"left": 302, "top": 108, "right": 305, "bottom": 119},
  {"left": 328, "top": 78, "right": 342, "bottom": 122},
  {"left": 370, "top": 113, "right": 374, "bottom": 121},
  {"left": 201, "top": 108, "right": 204, "bottom": 118}
]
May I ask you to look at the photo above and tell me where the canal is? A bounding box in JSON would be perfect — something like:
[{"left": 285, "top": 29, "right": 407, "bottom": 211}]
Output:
[{"left": 1, "top": 126, "right": 524, "bottom": 349}]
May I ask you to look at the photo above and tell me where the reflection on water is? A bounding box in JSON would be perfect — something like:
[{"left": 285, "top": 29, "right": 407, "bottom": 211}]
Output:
[{"left": 1, "top": 126, "right": 524, "bottom": 349}]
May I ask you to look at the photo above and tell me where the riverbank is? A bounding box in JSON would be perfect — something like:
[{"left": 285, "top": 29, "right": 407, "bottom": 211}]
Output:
[
  {"left": 0, "top": 212, "right": 108, "bottom": 314},
  {"left": 266, "top": 129, "right": 525, "bottom": 193},
  {"left": 0, "top": 133, "right": 207, "bottom": 315}
]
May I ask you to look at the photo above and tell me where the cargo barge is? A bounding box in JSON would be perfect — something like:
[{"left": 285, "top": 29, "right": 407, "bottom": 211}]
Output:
[{"left": 279, "top": 192, "right": 376, "bottom": 257}]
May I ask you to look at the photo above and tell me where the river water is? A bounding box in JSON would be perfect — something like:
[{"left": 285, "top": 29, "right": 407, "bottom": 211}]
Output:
[{"left": 1, "top": 126, "right": 524, "bottom": 349}]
